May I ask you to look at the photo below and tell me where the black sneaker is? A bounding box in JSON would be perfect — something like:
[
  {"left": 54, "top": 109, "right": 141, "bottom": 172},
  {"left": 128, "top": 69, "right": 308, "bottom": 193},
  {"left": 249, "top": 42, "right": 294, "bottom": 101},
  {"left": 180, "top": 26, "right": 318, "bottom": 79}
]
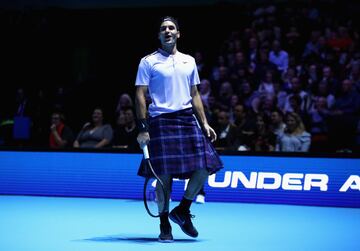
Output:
[
  {"left": 169, "top": 206, "right": 199, "bottom": 238},
  {"left": 158, "top": 223, "right": 174, "bottom": 243}
]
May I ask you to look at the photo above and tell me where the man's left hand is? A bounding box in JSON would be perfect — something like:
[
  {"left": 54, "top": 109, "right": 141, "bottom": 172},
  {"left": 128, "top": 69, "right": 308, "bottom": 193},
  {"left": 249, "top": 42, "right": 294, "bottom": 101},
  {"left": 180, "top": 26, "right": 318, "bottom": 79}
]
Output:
[{"left": 203, "top": 123, "right": 217, "bottom": 142}]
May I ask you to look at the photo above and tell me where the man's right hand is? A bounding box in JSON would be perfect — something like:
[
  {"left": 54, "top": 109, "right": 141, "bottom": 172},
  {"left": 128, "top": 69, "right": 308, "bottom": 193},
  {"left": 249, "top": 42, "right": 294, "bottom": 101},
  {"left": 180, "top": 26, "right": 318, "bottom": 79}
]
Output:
[{"left": 137, "top": 132, "right": 150, "bottom": 148}]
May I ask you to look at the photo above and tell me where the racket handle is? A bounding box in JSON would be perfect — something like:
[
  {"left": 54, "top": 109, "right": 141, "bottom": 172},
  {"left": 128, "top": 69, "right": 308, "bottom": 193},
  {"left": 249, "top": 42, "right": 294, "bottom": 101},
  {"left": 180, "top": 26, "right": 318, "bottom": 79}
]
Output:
[{"left": 142, "top": 144, "right": 150, "bottom": 159}]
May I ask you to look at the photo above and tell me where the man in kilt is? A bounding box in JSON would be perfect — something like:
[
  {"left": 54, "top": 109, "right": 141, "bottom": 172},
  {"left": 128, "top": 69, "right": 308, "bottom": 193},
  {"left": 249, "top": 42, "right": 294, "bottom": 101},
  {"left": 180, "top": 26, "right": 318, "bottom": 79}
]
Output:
[{"left": 135, "top": 16, "right": 223, "bottom": 242}]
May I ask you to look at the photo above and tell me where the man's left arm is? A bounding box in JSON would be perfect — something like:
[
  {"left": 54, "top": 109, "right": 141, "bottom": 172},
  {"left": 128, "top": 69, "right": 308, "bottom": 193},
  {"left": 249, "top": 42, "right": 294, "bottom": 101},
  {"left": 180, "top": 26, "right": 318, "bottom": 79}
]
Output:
[{"left": 191, "top": 85, "right": 217, "bottom": 142}]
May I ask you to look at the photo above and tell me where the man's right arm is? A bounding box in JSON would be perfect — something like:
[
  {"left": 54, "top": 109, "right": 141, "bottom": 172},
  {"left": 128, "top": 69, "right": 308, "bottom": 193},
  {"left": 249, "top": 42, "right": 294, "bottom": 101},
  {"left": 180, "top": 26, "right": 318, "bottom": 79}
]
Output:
[{"left": 135, "top": 86, "right": 150, "bottom": 148}]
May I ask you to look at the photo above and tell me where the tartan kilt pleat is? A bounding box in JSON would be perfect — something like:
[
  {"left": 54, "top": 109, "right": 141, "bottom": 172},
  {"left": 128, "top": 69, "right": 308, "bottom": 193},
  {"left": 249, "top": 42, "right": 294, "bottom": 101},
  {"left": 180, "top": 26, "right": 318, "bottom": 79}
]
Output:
[{"left": 138, "top": 108, "right": 223, "bottom": 179}]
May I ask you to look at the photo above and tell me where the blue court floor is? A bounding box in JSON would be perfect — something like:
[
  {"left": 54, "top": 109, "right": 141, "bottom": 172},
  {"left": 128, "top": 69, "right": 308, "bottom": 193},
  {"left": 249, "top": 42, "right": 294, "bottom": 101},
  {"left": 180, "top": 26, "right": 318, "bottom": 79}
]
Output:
[{"left": 0, "top": 195, "right": 359, "bottom": 251}]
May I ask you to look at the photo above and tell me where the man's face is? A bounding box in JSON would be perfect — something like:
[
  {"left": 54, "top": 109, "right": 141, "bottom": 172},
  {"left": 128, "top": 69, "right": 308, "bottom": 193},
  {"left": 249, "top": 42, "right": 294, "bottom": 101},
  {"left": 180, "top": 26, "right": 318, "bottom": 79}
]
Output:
[
  {"left": 124, "top": 109, "right": 134, "bottom": 124},
  {"left": 286, "top": 115, "right": 297, "bottom": 131},
  {"left": 341, "top": 79, "right": 352, "bottom": 93},
  {"left": 271, "top": 112, "right": 281, "bottom": 124},
  {"left": 217, "top": 112, "right": 229, "bottom": 127},
  {"left": 234, "top": 105, "right": 245, "bottom": 119},
  {"left": 51, "top": 114, "right": 61, "bottom": 126},
  {"left": 159, "top": 20, "right": 180, "bottom": 46},
  {"left": 323, "top": 67, "right": 331, "bottom": 78}
]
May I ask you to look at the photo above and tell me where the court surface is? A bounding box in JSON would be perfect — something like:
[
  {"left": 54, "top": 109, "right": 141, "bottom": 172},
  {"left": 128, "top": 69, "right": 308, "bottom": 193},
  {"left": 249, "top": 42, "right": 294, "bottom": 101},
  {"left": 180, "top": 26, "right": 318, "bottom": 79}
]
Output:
[{"left": 0, "top": 195, "right": 359, "bottom": 251}]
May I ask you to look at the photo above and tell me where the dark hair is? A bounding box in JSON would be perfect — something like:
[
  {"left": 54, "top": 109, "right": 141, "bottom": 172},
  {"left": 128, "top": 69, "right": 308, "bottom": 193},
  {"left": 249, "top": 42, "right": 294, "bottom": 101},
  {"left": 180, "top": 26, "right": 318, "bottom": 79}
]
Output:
[
  {"left": 271, "top": 108, "right": 284, "bottom": 118},
  {"left": 159, "top": 16, "right": 180, "bottom": 30}
]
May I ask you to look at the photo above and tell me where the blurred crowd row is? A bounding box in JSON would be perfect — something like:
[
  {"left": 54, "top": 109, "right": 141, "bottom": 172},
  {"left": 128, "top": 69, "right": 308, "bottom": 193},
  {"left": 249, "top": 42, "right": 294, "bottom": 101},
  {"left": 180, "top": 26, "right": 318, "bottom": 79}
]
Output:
[{"left": 1, "top": 2, "right": 360, "bottom": 153}]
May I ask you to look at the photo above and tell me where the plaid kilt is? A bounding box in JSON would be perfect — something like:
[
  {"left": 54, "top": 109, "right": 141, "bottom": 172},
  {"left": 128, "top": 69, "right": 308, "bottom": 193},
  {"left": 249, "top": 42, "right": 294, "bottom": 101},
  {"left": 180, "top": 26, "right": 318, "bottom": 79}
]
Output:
[{"left": 138, "top": 108, "right": 223, "bottom": 179}]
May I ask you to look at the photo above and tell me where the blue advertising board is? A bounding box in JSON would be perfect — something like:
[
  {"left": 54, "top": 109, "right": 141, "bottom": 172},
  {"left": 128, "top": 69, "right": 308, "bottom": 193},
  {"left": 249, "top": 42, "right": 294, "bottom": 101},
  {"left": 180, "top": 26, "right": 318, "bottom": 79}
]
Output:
[{"left": 0, "top": 151, "right": 359, "bottom": 208}]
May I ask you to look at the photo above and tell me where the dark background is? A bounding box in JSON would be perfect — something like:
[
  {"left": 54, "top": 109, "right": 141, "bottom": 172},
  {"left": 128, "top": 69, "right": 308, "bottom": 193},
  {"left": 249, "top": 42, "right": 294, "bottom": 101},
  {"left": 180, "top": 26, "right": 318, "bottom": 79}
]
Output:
[{"left": 0, "top": 0, "right": 359, "bottom": 135}]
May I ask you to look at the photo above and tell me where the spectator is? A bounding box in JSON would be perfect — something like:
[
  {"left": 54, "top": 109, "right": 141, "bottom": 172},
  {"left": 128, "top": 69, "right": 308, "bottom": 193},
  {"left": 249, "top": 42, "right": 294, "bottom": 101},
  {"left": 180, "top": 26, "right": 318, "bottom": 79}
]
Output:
[
  {"left": 328, "top": 79, "right": 360, "bottom": 151},
  {"left": 254, "top": 49, "right": 279, "bottom": 85},
  {"left": 281, "top": 67, "right": 298, "bottom": 94},
  {"left": 217, "top": 81, "right": 234, "bottom": 111},
  {"left": 320, "top": 66, "right": 339, "bottom": 95},
  {"left": 233, "top": 103, "right": 256, "bottom": 151},
  {"left": 49, "top": 112, "right": 74, "bottom": 149},
  {"left": 258, "top": 70, "right": 276, "bottom": 96},
  {"left": 237, "top": 80, "right": 261, "bottom": 111},
  {"left": 247, "top": 37, "right": 259, "bottom": 64},
  {"left": 276, "top": 112, "right": 311, "bottom": 152},
  {"left": 273, "top": 81, "right": 288, "bottom": 111},
  {"left": 283, "top": 77, "right": 311, "bottom": 113},
  {"left": 113, "top": 107, "right": 139, "bottom": 150},
  {"left": 73, "top": 107, "right": 113, "bottom": 148},
  {"left": 308, "top": 96, "right": 331, "bottom": 152},
  {"left": 305, "top": 64, "right": 320, "bottom": 92},
  {"left": 269, "top": 40, "right": 289, "bottom": 73},
  {"left": 115, "top": 93, "right": 134, "bottom": 117},
  {"left": 198, "top": 79, "right": 212, "bottom": 109},
  {"left": 14, "top": 87, "right": 31, "bottom": 117},
  {"left": 248, "top": 113, "right": 276, "bottom": 152},
  {"left": 194, "top": 51, "right": 210, "bottom": 79},
  {"left": 309, "top": 80, "right": 336, "bottom": 110},
  {"left": 269, "top": 108, "right": 286, "bottom": 136},
  {"left": 213, "top": 110, "right": 237, "bottom": 151}
]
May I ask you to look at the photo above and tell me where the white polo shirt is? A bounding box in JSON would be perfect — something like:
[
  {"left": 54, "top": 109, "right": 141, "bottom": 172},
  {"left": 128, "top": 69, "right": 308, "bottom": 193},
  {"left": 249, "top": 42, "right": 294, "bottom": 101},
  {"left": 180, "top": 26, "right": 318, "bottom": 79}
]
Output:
[{"left": 135, "top": 48, "right": 200, "bottom": 117}]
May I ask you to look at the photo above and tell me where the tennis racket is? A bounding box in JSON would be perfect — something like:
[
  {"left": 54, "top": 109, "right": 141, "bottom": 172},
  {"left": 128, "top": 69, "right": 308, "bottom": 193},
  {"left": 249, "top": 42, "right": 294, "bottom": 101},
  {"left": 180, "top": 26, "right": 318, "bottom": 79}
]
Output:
[{"left": 142, "top": 144, "right": 167, "bottom": 218}]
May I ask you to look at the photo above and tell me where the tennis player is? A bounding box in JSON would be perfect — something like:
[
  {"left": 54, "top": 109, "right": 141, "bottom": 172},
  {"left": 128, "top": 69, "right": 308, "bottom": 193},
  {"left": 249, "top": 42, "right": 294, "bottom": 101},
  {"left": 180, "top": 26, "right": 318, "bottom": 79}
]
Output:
[{"left": 135, "top": 16, "right": 223, "bottom": 242}]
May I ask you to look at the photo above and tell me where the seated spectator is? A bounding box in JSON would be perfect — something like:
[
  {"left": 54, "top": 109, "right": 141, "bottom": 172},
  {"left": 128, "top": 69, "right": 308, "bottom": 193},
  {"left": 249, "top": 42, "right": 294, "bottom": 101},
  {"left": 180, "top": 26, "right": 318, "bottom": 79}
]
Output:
[
  {"left": 49, "top": 112, "right": 74, "bottom": 148},
  {"left": 248, "top": 113, "right": 276, "bottom": 152},
  {"left": 115, "top": 93, "right": 134, "bottom": 117},
  {"left": 273, "top": 81, "right": 287, "bottom": 111},
  {"left": 283, "top": 77, "right": 312, "bottom": 113},
  {"left": 308, "top": 96, "right": 331, "bottom": 152},
  {"left": 237, "top": 80, "right": 261, "bottom": 111},
  {"left": 194, "top": 51, "right": 210, "bottom": 79},
  {"left": 217, "top": 81, "right": 234, "bottom": 111},
  {"left": 269, "top": 108, "right": 286, "bottom": 136},
  {"left": 269, "top": 40, "right": 289, "bottom": 74},
  {"left": 258, "top": 70, "right": 276, "bottom": 96},
  {"left": 198, "top": 78, "right": 212, "bottom": 108},
  {"left": 328, "top": 79, "right": 360, "bottom": 151},
  {"left": 73, "top": 107, "right": 113, "bottom": 148},
  {"left": 251, "top": 93, "right": 277, "bottom": 119},
  {"left": 281, "top": 67, "right": 298, "bottom": 94},
  {"left": 254, "top": 48, "right": 279, "bottom": 85},
  {"left": 229, "top": 94, "right": 240, "bottom": 123},
  {"left": 113, "top": 107, "right": 139, "bottom": 150},
  {"left": 310, "top": 80, "right": 336, "bottom": 110},
  {"left": 233, "top": 103, "right": 256, "bottom": 150},
  {"left": 276, "top": 112, "right": 311, "bottom": 152},
  {"left": 320, "top": 66, "right": 339, "bottom": 95},
  {"left": 213, "top": 110, "right": 238, "bottom": 151}
]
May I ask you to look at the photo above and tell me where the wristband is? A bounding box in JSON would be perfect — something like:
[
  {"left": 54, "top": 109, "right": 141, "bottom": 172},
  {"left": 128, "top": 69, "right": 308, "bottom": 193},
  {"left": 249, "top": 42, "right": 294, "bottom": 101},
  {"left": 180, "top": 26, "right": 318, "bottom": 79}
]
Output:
[{"left": 137, "top": 118, "right": 149, "bottom": 133}]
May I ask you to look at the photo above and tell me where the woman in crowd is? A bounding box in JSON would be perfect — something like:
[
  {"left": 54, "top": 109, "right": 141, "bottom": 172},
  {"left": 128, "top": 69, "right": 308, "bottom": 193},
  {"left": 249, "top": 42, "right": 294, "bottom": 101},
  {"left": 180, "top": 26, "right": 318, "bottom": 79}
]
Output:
[
  {"left": 73, "top": 107, "right": 113, "bottom": 148},
  {"left": 276, "top": 112, "right": 311, "bottom": 152}
]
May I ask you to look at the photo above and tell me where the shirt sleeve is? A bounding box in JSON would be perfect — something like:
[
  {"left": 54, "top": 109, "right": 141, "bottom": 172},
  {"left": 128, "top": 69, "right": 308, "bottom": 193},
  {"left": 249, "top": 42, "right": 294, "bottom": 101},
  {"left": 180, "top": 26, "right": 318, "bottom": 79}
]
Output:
[
  {"left": 135, "top": 58, "right": 151, "bottom": 86},
  {"left": 299, "top": 132, "right": 311, "bottom": 152},
  {"left": 102, "top": 124, "right": 114, "bottom": 142},
  {"left": 190, "top": 58, "right": 200, "bottom": 86}
]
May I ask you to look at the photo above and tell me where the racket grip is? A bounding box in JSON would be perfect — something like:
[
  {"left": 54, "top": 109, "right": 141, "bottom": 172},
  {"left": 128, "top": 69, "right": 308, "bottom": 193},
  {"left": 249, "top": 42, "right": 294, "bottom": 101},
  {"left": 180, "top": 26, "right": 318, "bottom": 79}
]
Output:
[{"left": 142, "top": 144, "right": 150, "bottom": 159}]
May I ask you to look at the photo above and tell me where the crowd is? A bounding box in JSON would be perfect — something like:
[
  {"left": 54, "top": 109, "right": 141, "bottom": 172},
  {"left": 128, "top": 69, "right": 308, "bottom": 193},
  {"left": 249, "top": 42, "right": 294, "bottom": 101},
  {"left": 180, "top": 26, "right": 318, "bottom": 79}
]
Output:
[{"left": 0, "top": 2, "right": 359, "bottom": 153}]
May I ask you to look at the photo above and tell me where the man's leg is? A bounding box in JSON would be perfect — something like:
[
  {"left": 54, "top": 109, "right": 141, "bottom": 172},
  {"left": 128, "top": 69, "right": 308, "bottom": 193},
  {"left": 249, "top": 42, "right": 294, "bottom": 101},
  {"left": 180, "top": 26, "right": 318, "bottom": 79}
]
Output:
[
  {"left": 195, "top": 186, "right": 206, "bottom": 204},
  {"left": 170, "top": 168, "right": 209, "bottom": 238},
  {"left": 157, "top": 174, "right": 173, "bottom": 242}
]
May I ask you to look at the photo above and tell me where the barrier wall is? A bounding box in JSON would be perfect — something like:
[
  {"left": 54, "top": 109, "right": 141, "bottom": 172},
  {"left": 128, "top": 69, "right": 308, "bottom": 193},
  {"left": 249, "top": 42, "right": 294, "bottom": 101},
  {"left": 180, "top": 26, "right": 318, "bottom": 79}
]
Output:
[{"left": 0, "top": 150, "right": 359, "bottom": 208}]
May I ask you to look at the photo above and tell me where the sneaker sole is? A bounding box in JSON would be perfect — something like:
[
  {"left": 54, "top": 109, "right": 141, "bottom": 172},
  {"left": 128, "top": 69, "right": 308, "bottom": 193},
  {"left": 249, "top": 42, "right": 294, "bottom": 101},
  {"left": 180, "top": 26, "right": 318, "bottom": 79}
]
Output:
[
  {"left": 158, "top": 238, "right": 174, "bottom": 243},
  {"left": 169, "top": 213, "right": 198, "bottom": 238}
]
